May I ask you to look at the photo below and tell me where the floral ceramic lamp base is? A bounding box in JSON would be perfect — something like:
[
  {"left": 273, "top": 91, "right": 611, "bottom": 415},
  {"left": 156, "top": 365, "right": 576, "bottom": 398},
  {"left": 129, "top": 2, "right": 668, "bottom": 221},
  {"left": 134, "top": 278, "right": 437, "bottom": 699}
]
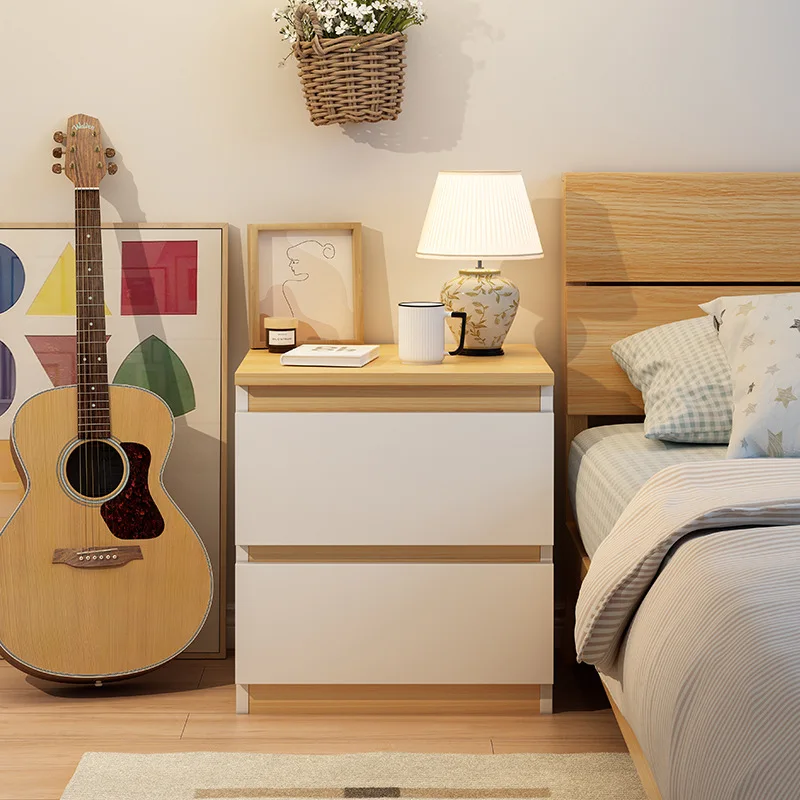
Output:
[{"left": 441, "top": 268, "right": 520, "bottom": 356}]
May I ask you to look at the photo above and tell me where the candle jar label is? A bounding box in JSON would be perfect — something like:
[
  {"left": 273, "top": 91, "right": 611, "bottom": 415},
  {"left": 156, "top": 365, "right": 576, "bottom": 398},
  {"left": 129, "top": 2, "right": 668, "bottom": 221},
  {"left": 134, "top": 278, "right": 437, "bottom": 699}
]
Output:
[{"left": 268, "top": 330, "right": 296, "bottom": 346}]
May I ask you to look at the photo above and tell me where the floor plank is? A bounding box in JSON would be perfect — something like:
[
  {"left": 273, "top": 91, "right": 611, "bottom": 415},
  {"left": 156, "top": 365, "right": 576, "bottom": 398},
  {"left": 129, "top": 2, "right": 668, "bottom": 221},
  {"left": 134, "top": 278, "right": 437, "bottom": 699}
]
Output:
[
  {"left": 0, "top": 710, "right": 188, "bottom": 740},
  {"left": 0, "top": 684, "right": 232, "bottom": 712},
  {"left": 0, "top": 767, "right": 76, "bottom": 800},
  {"left": 0, "top": 657, "right": 626, "bottom": 800},
  {"left": 0, "top": 737, "right": 494, "bottom": 768},
  {"left": 180, "top": 712, "right": 620, "bottom": 745},
  {"left": 491, "top": 712, "right": 629, "bottom": 753}
]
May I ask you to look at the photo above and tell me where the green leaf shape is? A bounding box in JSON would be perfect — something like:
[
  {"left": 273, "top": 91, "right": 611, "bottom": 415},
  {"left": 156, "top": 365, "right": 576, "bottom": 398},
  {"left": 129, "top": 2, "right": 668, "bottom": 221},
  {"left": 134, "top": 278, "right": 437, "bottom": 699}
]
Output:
[{"left": 113, "top": 335, "right": 196, "bottom": 417}]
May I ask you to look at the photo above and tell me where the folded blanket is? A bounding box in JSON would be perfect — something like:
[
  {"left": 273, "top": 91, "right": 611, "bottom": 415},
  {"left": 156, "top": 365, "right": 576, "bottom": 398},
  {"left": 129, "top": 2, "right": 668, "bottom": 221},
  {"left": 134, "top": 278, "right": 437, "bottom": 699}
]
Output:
[{"left": 575, "top": 460, "right": 800, "bottom": 672}]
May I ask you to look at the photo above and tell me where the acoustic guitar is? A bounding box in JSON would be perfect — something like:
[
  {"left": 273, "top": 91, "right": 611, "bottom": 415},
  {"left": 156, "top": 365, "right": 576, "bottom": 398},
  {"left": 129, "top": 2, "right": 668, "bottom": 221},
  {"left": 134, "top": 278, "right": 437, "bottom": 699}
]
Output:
[{"left": 0, "top": 115, "right": 213, "bottom": 683}]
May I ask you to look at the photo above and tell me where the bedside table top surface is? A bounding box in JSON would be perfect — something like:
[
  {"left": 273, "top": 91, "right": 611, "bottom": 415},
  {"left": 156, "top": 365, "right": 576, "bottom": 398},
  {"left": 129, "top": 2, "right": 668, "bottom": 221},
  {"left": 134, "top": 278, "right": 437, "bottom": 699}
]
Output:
[{"left": 235, "top": 344, "right": 554, "bottom": 387}]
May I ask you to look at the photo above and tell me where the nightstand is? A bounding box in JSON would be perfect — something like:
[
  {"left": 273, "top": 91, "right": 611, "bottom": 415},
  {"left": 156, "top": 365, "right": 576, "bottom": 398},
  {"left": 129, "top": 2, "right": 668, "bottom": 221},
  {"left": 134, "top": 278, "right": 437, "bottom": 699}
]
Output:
[{"left": 234, "top": 344, "right": 554, "bottom": 714}]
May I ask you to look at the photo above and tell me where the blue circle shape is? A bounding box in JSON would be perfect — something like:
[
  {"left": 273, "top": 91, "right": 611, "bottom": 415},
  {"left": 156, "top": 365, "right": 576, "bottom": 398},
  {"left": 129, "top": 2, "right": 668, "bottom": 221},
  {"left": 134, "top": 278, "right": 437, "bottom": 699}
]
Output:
[
  {"left": 0, "top": 341, "right": 15, "bottom": 416},
  {"left": 0, "top": 243, "right": 25, "bottom": 313}
]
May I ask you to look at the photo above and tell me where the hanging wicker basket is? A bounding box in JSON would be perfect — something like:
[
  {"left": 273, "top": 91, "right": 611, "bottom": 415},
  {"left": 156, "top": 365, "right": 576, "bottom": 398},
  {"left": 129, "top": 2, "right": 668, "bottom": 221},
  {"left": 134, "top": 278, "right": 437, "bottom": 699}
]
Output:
[{"left": 292, "top": 3, "right": 408, "bottom": 126}]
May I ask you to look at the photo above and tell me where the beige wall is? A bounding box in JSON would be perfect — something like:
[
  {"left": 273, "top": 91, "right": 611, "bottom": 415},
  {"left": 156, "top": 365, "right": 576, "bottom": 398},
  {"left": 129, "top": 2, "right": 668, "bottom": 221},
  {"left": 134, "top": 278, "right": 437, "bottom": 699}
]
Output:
[{"left": 3, "top": 0, "right": 800, "bottom": 605}]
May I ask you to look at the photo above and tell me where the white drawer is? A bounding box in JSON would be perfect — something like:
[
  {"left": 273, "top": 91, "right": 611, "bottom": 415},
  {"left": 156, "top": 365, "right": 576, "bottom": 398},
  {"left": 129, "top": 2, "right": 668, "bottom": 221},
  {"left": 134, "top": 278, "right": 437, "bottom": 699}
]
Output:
[
  {"left": 235, "top": 412, "right": 553, "bottom": 546},
  {"left": 235, "top": 562, "right": 553, "bottom": 685}
]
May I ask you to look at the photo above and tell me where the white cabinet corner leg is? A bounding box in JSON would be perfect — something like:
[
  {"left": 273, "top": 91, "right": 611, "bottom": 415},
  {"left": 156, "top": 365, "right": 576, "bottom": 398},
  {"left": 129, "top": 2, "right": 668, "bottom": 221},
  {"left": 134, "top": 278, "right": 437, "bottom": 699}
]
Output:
[
  {"left": 236, "top": 683, "right": 249, "bottom": 714},
  {"left": 540, "top": 683, "right": 553, "bottom": 714}
]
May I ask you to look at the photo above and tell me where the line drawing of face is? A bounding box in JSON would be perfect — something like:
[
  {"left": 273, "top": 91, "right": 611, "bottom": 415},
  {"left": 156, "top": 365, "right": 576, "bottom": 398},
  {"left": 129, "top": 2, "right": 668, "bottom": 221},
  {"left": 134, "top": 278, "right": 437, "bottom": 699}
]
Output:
[{"left": 281, "top": 239, "right": 336, "bottom": 317}]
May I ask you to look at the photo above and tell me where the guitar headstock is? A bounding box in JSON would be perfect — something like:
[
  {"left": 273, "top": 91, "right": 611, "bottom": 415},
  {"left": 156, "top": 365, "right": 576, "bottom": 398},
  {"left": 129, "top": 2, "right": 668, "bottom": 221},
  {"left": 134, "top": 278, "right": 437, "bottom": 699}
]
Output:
[{"left": 52, "top": 114, "right": 117, "bottom": 185}]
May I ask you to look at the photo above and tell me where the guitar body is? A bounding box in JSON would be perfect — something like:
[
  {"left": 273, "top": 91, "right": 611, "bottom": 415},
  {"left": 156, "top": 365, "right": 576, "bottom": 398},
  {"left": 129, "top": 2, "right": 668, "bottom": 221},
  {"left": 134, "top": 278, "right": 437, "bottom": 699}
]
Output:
[{"left": 0, "top": 384, "right": 212, "bottom": 682}]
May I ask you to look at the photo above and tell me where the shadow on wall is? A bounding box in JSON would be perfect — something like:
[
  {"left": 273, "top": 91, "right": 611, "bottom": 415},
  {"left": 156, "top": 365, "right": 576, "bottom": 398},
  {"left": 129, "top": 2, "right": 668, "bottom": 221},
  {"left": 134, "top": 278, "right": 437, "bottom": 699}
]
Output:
[
  {"left": 100, "top": 139, "right": 146, "bottom": 224},
  {"left": 341, "top": 0, "right": 491, "bottom": 153},
  {"left": 362, "top": 226, "right": 393, "bottom": 342},
  {"left": 101, "top": 145, "right": 186, "bottom": 402}
]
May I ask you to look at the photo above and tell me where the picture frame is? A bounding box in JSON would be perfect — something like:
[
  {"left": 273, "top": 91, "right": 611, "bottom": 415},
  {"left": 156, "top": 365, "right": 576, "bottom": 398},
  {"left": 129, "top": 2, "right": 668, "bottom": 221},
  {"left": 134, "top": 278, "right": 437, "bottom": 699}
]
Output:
[
  {"left": 247, "top": 223, "right": 363, "bottom": 349},
  {"left": 0, "top": 222, "right": 228, "bottom": 658}
]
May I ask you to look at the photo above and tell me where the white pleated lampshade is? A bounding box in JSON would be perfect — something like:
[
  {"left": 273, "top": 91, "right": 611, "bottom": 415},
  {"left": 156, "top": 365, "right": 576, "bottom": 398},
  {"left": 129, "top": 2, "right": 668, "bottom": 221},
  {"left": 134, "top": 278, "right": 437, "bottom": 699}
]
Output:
[{"left": 416, "top": 171, "right": 543, "bottom": 261}]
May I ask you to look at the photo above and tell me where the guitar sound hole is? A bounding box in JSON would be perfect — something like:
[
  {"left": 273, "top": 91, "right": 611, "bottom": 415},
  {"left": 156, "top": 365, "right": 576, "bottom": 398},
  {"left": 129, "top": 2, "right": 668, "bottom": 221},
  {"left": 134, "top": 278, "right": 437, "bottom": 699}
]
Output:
[{"left": 65, "top": 441, "right": 126, "bottom": 499}]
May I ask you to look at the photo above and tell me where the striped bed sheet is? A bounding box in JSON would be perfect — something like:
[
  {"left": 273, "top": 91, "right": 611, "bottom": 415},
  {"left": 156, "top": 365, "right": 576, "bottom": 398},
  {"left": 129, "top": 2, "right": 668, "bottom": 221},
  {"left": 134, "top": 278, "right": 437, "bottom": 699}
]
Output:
[
  {"left": 576, "top": 459, "right": 800, "bottom": 800},
  {"left": 568, "top": 424, "right": 726, "bottom": 557}
]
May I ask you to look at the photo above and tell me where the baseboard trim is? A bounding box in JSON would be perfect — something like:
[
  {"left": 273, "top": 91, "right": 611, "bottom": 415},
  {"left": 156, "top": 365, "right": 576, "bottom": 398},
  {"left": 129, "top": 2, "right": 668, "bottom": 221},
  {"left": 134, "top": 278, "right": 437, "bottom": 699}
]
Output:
[
  {"left": 247, "top": 546, "right": 543, "bottom": 564},
  {"left": 244, "top": 684, "right": 545, "bottom": 715}
]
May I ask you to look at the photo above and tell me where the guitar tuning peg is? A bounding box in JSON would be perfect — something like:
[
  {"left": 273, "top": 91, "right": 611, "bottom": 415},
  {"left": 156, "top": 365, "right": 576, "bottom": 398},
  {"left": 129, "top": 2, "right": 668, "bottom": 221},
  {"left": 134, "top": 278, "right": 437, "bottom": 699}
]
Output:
[
  {"left": 107, "top": 163, "right": 118, "bottom": 175},
  {"left": 52, "top": 147, "right": 64, "bottom": 159},
  {"left": 52, "top": 164, "right": 63, "bottom": 174},
  {"left": 104, "top": 148, "right": 116, "bottom": 158},
  {"left": 53, "top": 131, "right": 66, "bottom": 144}
]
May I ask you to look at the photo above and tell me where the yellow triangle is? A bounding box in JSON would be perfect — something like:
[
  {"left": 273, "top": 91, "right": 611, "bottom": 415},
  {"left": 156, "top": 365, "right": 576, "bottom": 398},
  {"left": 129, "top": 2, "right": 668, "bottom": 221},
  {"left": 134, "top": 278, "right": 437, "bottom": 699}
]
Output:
[{"left": 27, "top": 243, "right": 111, "bottom": 316}]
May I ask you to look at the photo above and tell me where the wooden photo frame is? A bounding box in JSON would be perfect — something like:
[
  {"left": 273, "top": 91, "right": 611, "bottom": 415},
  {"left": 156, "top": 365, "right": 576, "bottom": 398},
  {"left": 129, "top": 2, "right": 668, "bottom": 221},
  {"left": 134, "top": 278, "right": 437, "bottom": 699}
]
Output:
[
  {"left": 248, "top": 223, "right": 363, "bottom": 349},
  {"left": 0, "top": 222, "right": 228, "bottom": 658}
]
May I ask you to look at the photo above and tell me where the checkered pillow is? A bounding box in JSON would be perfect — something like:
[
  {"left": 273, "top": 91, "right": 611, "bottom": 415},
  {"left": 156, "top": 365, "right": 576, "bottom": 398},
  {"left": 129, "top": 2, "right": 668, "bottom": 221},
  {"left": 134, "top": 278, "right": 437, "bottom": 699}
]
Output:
[{"left": 612, "top": 315, "right": 733, "bottom": 443}]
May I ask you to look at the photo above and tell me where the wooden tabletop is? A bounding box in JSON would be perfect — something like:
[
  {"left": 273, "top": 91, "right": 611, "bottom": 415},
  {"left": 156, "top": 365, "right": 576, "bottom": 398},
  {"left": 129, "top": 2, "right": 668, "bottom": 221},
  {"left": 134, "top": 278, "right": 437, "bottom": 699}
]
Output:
[{"left": 235, "top": 345, "right": 554, "bottom": 388}]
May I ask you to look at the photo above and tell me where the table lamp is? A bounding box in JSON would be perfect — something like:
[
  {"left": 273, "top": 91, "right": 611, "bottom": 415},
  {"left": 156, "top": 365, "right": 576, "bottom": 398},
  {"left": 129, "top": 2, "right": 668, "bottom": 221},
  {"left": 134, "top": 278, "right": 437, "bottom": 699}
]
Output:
[{"left": 416, "top": 171, "right": 543, "bottom": 356}]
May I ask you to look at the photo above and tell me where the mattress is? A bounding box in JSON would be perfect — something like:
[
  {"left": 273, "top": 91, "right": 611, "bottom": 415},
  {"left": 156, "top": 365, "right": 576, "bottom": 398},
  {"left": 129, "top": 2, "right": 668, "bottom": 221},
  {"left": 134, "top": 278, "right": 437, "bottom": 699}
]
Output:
[{"left": 568, "top": 423, "right": 726, "bottom": 557}]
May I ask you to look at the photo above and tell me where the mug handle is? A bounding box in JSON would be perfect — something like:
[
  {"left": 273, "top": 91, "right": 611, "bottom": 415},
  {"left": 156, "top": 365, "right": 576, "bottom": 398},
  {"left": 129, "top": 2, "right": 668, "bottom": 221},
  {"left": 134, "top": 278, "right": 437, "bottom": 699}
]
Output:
[{"left": 448, "top": 311, "right": 468, "bottom": 356}]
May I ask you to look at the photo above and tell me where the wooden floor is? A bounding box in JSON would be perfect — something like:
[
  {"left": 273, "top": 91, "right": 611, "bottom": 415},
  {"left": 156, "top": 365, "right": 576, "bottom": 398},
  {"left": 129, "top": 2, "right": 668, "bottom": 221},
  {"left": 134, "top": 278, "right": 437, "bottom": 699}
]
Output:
[{"left": 0, "top": 657, "right": 626, "bottom": 800}]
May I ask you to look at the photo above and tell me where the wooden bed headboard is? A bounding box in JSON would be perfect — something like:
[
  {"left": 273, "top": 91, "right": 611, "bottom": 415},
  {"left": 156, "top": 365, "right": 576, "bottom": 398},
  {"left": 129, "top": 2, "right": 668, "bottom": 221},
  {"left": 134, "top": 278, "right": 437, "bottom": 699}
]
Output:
[{"left": 564, "top": 173, "right": 800, "bottom": 420}]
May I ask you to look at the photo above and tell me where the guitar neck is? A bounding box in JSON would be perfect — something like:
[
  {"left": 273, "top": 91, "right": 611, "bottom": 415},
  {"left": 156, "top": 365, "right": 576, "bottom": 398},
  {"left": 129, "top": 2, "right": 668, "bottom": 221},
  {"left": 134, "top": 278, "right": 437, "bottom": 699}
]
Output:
[{"left": 75, "top": 188, "right": 110, "bottom": 440}]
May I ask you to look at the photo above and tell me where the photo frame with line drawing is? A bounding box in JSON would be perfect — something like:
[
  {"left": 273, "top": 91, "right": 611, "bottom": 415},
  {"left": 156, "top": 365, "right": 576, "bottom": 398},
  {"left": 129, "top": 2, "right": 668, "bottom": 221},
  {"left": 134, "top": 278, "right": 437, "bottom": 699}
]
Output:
[
  {"left": 248, "top": 223, "right": 363, "bottom": 349},
  {"left": 0, "top": 222, "right": 227, "bottom": 658}
]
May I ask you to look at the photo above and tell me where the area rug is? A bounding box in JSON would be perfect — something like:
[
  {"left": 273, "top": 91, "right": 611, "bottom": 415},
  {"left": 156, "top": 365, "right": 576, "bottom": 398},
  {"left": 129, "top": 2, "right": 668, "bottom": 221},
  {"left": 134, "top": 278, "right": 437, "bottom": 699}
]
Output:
[{"left": 61, "top": 752, "right": 646, "bottom": 800}]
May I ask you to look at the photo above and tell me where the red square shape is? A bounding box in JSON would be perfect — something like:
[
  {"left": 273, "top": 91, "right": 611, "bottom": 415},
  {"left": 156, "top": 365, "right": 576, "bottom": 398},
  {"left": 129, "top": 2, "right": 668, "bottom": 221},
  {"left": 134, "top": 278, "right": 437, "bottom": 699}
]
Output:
[{"left": 120, "top": 241, "right": 198, "bottom": 315}]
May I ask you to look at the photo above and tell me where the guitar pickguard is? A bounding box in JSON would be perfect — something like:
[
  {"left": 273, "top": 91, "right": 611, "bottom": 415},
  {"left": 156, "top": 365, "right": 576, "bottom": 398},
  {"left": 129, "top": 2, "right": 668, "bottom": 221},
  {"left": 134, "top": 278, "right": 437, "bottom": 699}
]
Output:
[{"left": 100, "top": 442, "right": 165, "bottom": 539}]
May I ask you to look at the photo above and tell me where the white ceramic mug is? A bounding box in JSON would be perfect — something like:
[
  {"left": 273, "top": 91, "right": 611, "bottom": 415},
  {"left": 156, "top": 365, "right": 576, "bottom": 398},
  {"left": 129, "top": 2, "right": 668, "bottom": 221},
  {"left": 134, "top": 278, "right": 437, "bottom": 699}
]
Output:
[{"left": 398, "top": 302, "right": 467, "bottom": 364}]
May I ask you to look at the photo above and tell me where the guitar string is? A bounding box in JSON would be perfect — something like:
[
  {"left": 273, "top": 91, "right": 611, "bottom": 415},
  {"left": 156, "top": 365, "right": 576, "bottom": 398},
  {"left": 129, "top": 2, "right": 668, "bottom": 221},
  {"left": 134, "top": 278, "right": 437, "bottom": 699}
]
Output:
[
  {"left": 86, "top": 189, "right": 97, "bottom": 548},
  {"left": 78, "top": 189, "right": 96, "bottom": 548},
  {"left": 75, "top": 188, "right": 83, "bottom": 550},
  {"left": 88, "top": 189, "right": 100, "bottom": 548},
  {"left": 83, "top": 188, "right": 94, "bottom": 549},
  {"left": 76, "top": 187, "right": 114, "bottom": 550},
  {"left": 85, "top": 189, "right": 96, "bottom": 547},
  {"left": 94, "top": 189, "right": 110, "bottom": 547},
  {"left": 80, "top": 189, "right": 94, "bottom": 549},
  {"left": 82, "top": 189, "right": 91, "bottom": 549},
  {"left": 77, "top": 188, "right": 88, "bottom": 550},
  {"left": 93, "top": 190, "right": 110, "bottom": 545}
]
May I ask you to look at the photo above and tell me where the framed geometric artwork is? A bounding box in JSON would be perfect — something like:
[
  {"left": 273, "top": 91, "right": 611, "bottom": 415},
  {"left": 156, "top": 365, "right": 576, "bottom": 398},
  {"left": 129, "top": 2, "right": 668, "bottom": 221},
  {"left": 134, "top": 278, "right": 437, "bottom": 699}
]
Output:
[
  {"left": 247, "top": 223, "right": 363, "bottom": 349},
  {"left": 0, "top": 223, "right": 228, "bottom": 657}
]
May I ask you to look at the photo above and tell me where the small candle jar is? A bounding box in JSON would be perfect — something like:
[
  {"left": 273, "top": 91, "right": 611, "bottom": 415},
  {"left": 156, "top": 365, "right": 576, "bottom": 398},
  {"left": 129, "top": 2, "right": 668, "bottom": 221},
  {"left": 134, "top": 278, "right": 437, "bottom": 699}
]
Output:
[{"left": 264, "top": 317, "right": 298, "bottom": 354}]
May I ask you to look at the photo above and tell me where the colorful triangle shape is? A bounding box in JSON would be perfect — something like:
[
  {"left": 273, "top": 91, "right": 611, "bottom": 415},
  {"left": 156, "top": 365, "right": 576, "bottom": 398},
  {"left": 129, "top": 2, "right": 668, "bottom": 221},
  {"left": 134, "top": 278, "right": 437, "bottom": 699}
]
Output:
[
  {"left": 26, "top": 243, "right": 111, "bottom": 316},
  {"left": 113, "top": 335, "right": 195, "bottom": 417},
  {"left": 26, "top": 335, "right": 111, "bottom": 387}
]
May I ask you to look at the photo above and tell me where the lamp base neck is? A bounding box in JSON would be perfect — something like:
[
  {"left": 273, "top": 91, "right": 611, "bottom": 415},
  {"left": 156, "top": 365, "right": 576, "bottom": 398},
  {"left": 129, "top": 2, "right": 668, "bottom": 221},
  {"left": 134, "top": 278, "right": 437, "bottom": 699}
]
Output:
[{"left": 459, "top": 267, "right": 501, "bottom": 276}]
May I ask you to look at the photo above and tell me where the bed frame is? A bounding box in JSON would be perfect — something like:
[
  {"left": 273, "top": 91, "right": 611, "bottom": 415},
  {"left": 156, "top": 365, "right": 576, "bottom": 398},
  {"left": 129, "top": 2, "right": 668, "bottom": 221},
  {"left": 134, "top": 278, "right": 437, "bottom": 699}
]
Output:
[{"left": 563, "top": 172, "right": 800, "bottom": 799}]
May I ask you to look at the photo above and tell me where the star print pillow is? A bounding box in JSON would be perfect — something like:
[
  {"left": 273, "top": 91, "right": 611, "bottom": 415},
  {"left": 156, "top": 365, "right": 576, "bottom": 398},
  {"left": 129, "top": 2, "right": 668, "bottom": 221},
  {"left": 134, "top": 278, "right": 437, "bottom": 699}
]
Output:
[{"left": 701, "top": 292, "right": 800, "bottom": 458}]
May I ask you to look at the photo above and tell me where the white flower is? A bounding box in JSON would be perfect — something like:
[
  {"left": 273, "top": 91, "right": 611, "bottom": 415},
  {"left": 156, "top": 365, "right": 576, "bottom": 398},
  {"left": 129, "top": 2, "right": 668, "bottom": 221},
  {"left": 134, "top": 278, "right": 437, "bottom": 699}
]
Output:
[{"left": 272, "top": 0, "right": 426, "bottom": 41}]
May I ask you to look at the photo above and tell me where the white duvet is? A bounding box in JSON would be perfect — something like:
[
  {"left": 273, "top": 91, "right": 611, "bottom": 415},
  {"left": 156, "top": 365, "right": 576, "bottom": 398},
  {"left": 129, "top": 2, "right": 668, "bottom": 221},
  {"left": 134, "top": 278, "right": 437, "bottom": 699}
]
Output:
[{"left": 576, "top": 460, "right": 800, "bottom": 800}]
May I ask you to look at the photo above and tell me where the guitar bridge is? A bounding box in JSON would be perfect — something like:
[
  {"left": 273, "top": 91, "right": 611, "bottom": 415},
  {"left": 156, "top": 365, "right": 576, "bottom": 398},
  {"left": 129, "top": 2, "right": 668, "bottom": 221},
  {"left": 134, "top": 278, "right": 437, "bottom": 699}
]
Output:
[{"left": 52, "top": 546, "right": 143, "bottom": 568}]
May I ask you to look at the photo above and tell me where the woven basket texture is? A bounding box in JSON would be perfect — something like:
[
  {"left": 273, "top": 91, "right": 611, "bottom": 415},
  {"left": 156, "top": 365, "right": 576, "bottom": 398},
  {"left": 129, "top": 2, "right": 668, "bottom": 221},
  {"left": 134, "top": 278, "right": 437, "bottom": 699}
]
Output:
[{"left": 292, "top": 3, "right": 408, "bottom": 126}]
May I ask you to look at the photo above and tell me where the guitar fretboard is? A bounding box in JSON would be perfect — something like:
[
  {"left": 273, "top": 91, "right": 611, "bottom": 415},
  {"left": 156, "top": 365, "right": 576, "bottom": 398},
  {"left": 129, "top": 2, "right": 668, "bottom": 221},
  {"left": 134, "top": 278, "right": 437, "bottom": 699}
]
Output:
[{"left": 75, "top": 188, "right": 110, "bottom": 440}]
